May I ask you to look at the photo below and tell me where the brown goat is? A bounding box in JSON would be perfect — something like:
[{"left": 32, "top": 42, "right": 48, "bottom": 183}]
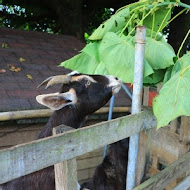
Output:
[{"left": 0, "top": 71, "right": 121, "bottom": 190}]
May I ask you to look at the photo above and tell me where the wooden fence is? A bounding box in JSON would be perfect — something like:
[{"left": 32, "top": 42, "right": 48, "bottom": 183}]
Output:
[{"left": 0, "top": 109, "right": 190, "bottom": 189}]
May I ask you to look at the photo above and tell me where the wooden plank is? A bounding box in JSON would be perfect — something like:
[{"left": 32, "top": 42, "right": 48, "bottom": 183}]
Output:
[
  {"left": 143, "top": 87, "right": 149, "bottom": 106},
  {"left": 173, "top": 175, "right": 190, "bottom": 190},
  {"left": 53, "top": 126, "right": 78, "bottom": 190},
  {"left": 77, "top": 156, "right": 102, "bottom": 170},
  {"left": 77, "top": 148, "right": 103, "bottom": 160},
  {"left": 0, "top": 110, "right": 156, "bottom": 184},
  {"left": 170, "top": 119, "right": 178, "bottom": 133},
  {"left": 136, "top": 131, "right": 147, "bottom": 185},
  {"left": 136, "top": 87, "right": 150, "bottom": 185},
  {"left": 134, "top": 151, "right": 190, "bottom": 190},
  {"left": 180, "top": 116, "right": 190, "bottom": 143},
  {"left": 150, "top": 128, "right": 180, "bottom": 165}
]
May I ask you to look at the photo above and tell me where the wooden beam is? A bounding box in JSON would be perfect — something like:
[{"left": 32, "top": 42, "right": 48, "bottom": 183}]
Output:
[
  {"left": 180, "top": 116, "right": 190, "bottom": 143},
  {"left": 0, "top": 110, "right": 156, "bottom": 184},
  {"left": 0, "top": 107, "right": 131, "bottom": 121},
  {"left": 173, "top": 175, "right": 190, "bottom": 190},
  {"left": 134, "top": 151, "right": 190, "bottom": 190},
  {"left": 53, "top": 126, "right": 78, "bottom": 190}
]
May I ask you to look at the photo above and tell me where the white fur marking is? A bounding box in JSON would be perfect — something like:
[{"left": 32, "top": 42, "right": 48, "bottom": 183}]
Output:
[
  {"left": 68, "top": 70, "right": 79, "bottom": 76},
  {"left": 71, "top": 75, "right": 97, "bottom": 83},
  {"left": 106, "top": 75, "right": 121, "bottom": 94}
]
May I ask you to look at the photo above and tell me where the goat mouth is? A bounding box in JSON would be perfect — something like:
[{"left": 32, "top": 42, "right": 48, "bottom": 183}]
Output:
[{"left": 112, "top": 83, "right": 121, "bottom": 94}]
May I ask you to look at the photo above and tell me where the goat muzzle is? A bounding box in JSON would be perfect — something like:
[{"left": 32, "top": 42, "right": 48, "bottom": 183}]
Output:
[{"left": 38, "top": 75, "right": 71, "bottom": 89}]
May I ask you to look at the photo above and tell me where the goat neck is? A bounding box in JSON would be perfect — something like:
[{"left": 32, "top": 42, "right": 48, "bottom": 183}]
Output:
[{"left": 37, "top": 106, "right": 84, "bottom": 139}]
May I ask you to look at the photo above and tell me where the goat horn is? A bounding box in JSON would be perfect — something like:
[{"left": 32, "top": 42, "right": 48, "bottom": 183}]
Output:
[{"left": 37, "top": 75, "right": 71, "bottom": 89}]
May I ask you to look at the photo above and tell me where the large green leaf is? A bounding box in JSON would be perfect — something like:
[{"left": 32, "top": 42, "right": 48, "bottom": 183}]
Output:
[
  {"left": 153, "top": 66, "right": 190, "bottom": 128},
  {"left": 144, "top": 69, "right": 165, "bottom": 85},
  {"left": 89, "top": 8, "right": 130, "bottom": 40},
  {"left": 171, "top": 52, "right": 190, "bottom": 76},
  {"left": 144, "top": 7, "right": 171, "bottom": 32},
  {"left": 82, "top": 41, "right": 101, "bottom": 62},
  {"left": 145, "top": 37, "right": 175, "bottom": 69},
  {"left": 59, "top": 51, "right": 110, "bottom": 75},
  {"left": 99, "top": 32, "right": 154, "bottom": 83}
]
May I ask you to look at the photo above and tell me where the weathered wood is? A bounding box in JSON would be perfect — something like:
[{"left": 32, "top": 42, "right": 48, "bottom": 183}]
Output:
[
  {"left": 77, "top": 148, "right": 103, "bottom": 160},
  {"left": 170, "top": 119, "right": 178, "bottom": 133},
  {"left": 148, "top": 165, "right": 160, "bottom": 177},
  {"left": 143, "top": 87, "right": 149, "bottom": 106},
  {"left": 0, "top": 109, "right": 53, "bottom": 121},
  {"left": 151, "top": 128, "right": 180, "bottom": 165},
  {"left": 53, "top": 126, "right": 78, "bottom": 190},
  {"left": 173, "top": 175, "right": 190, "bottom": 190},
  {"left": 180, "top": 116, "right": 190, "bottom": 143},
  {"left": 136, "top": 131, "right": 147, "bottom": 185},
  {"left": 0, "top": 110, "right": 156, "bottom": 184},
  {"left": 0, "top": 107, "right": 131, "bottom": 121},
  {"left": 77, "top": 156, "right": 102, "bottom": 170},
  {"left": 134, "top": 151, "right": 190, "bottom": 190},
  {"left": 136, "top": 87, "right": 150, "bottom": 185}
]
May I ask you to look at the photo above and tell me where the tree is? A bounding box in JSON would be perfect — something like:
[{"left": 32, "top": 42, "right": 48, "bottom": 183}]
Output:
[
  {"left": 1, "top": 0, "right": 189, "bottom": 52},
  {"left": 0, "top": 0, "right": 131, "bottom": 37}
]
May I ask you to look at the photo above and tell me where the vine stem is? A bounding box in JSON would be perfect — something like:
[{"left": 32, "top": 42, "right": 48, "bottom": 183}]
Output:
[
  {"left": 160, "top": 8, "right": 187, "bottom": 32},
  {"left": 154, "top": 7, "right": 172, "bottom": 40},
  {"left": 115, "top": 0, "right": 150, "bottom": 14},
  {"left": 127, "top": 5, "right": 158, "bottom": 37},
  {"left": 120, "top": 13, "right": 135, "bottom": 36},
  {"left": 177, "top": 29, "right": 190, "bottom": 58},
  {"left": 151, "top": 12, "right": 155, "bottom": 38},
  {"left": 180, "top": 65, "right": 190, "bottom": 76},
  {"left": 148, "top": 2, "right": 190, "bottom": 10},
  {"left": 179, "top": 2, "right": 190, "bottom": 9}
]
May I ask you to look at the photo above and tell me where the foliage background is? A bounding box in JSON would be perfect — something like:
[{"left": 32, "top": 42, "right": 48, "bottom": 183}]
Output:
[{"left": 0, "top": 0, "right": 189, "bottom": 54}]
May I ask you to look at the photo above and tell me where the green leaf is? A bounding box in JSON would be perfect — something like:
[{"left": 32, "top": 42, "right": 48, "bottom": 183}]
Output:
[
  {"left": 145, "top": 37, "right": 175, "bottom": 70},
  {"left": 143, "top": 7, "right": 171, "bottom": 32},
  {"left": 153, "top": 66, "right": 190, "bottom": 129},
  {"left": 144, "top": 69, "right": 165, "bottom": 85},
  {"left": 59, "top": 52, "right": 109, "bottom": 75},
  {"left": 171, "top": 52, "right": 190, "bottom": 76},
  {"left": 89, "top": 8, "right": 130, "bottom": 40},
  {"left": 82, "top": 42, "right": 101, "bottom": 62},
  {"left": 163, "top": 66, "right": 173, "bottom": 84},
  {"left": 99, "top": 32, "right": 154, "bottom": 83}
]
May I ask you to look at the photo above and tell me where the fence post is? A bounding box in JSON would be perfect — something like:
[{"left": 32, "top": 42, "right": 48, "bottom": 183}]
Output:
[
  {"left": 126, "top": 26, "right": 146, "bottom": 190},
  {"left": 53, "top": 125, "right": 78, "bottom": 190}
]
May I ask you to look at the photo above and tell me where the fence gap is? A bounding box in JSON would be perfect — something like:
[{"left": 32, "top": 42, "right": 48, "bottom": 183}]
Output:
[
  {"left": 126, "top": 26, "right": 146, "bottom": 190},
  {"left": 53, "top": 125, "right": 78, "bottom": 190}
]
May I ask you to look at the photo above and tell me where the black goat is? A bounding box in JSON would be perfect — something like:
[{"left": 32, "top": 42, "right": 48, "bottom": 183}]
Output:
[
  {"left": 0, "top": 71, "right": 121, "bottom": 190},
  {"left": 80, "top": 138, "right": 129, "bottom": 190}
]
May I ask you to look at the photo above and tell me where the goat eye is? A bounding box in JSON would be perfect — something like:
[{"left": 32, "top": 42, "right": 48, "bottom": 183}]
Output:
[{"left": 85, "top": 81, "right": 91, "bottom": 88}]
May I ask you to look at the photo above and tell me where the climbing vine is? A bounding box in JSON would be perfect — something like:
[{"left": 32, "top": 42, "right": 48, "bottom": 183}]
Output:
[{"left": 60, "top": 0, "right": 190, "bottom": 129}]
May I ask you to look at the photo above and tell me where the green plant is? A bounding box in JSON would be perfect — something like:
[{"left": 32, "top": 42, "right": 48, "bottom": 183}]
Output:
[{"left": 60, "top": 0, "right": 190, "bottom": 129}]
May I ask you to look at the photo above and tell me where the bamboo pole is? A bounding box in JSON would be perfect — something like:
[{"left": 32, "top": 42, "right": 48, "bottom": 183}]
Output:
[{"left": 0, "top": 107, "right": 131, "bottom": 122}]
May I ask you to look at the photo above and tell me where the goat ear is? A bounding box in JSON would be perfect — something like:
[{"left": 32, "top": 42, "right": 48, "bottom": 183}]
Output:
[{"left": 36, "top": 91, "right": 76, "bottom": 110}]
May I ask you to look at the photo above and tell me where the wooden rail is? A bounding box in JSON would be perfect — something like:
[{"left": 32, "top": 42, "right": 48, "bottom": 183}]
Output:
[
  {"left": 0, "top": 107, "right": 131, "bottom": 121},
  {"left": 134, "top": 151, "right": 190, "bottom": 190},
  {"left": 0, "top": 110, "right": 156, "bottom": 184}
]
